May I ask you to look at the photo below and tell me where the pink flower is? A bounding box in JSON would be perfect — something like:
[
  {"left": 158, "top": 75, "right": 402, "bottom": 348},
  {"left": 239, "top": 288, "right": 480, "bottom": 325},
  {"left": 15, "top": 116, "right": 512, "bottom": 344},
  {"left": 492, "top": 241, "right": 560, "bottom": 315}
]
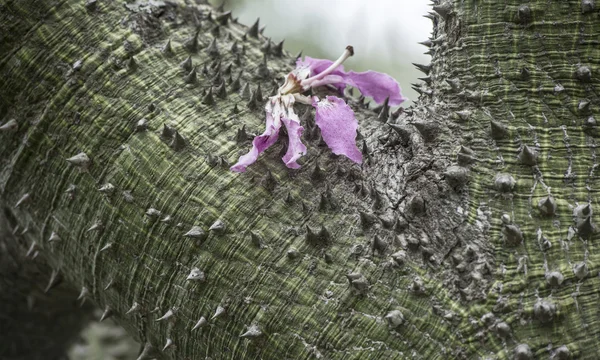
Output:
[
  {"left": 296, "top": 56, "right": 407, "bottom": 106},
  {"left": 231, "top": 46, "right": 406, "bottom": 173}
]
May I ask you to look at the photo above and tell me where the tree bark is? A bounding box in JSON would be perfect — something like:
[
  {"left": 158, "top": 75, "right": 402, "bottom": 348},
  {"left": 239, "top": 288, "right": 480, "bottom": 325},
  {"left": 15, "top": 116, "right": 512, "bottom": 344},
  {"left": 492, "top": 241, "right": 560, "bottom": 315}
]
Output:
[{"left": 0, "top": 0, "right": 598, "bottom": 359}]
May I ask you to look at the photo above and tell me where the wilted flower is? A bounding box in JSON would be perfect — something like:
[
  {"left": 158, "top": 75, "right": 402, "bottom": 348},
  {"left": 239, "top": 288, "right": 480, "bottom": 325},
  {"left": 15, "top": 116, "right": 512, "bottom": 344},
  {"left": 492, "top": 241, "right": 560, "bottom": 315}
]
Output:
[{"left": 231, "top": 46, "right": 406, "bottom": 173}]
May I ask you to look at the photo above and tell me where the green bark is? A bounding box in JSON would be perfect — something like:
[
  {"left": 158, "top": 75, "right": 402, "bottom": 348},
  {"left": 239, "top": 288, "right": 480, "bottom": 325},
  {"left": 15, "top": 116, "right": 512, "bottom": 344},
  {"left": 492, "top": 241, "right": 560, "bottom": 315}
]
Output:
[{"left": 0, "top": 0, "right": 598, "bottom": 359}]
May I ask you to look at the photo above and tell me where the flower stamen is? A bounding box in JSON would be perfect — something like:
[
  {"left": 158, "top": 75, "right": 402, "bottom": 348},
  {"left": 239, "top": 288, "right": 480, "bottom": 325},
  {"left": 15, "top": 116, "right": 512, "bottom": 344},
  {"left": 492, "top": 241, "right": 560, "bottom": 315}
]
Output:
[
  {"left": 292, "top": 93, "right": 313, "bottom": 105},
  {"left": 301, "top": 46, "right": 354, "bottom": 86}
]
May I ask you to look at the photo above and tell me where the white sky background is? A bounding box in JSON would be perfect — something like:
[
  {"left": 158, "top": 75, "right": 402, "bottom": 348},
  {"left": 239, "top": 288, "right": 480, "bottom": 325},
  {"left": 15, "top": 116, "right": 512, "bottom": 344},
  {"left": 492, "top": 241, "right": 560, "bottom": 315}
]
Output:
[{"left": 217, "top": 0, "right": 432, "bottom": 105}]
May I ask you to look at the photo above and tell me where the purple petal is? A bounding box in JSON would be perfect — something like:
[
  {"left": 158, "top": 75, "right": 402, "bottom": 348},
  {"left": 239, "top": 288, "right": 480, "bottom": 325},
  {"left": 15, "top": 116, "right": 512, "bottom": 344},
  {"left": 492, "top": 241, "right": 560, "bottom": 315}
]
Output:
[
  {"left": 296, "top": 57, "right": 346, "bottom": 93},
  {"left": 313, "top": 96, "right": 362, "bottom": 164},
  {"left": 343, "top": 70, "right": 407, "bottom": 106},
  {"left": 231, "top": 105, "right": 281, "bottom": 173},
  {"left": 281, "top": 117, "right": 307, "bottom": 169},
  {"left": 307, "top": 75, "right": 345, "bottom": 89},
  {"left": 297, "top": 56, "right": 345, "bottom": 77},
  {"left": 297, "top": 57, "right": 406, "bottom": 105}
]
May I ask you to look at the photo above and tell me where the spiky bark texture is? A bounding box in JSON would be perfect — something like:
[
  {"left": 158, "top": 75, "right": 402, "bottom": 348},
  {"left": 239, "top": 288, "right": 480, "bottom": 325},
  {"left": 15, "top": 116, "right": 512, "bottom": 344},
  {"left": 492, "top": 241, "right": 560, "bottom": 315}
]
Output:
[{"left": 1, "top": 0, "right": 599, "bottom": 359}]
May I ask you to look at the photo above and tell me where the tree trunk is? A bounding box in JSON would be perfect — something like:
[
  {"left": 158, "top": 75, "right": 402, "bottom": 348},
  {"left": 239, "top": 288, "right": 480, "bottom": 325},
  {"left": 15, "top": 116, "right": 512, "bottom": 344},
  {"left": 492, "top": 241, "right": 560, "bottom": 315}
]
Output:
[{"left": 1, "top": 0, "right": 598, "bottom": 359}]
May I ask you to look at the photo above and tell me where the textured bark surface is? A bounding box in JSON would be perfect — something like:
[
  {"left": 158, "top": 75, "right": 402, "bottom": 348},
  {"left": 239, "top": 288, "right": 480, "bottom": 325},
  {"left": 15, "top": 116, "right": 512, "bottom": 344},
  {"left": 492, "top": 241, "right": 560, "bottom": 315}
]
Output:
[{"left": 0, "top": 0, "right": 599, "bottom": 359}]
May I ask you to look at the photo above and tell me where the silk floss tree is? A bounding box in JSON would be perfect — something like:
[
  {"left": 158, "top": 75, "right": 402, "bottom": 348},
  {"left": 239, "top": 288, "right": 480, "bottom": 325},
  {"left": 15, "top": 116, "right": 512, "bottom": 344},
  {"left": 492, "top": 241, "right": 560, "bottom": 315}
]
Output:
[{"left": 2, "top": 0, "right": 599, "bottom": 359}]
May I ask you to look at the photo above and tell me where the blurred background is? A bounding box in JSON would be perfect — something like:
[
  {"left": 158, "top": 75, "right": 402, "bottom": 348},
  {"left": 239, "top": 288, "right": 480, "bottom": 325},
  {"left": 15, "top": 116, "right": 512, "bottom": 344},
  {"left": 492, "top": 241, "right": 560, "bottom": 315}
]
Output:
[{"left": 211, "top": 0, "right": 432, "bottom": 105}]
